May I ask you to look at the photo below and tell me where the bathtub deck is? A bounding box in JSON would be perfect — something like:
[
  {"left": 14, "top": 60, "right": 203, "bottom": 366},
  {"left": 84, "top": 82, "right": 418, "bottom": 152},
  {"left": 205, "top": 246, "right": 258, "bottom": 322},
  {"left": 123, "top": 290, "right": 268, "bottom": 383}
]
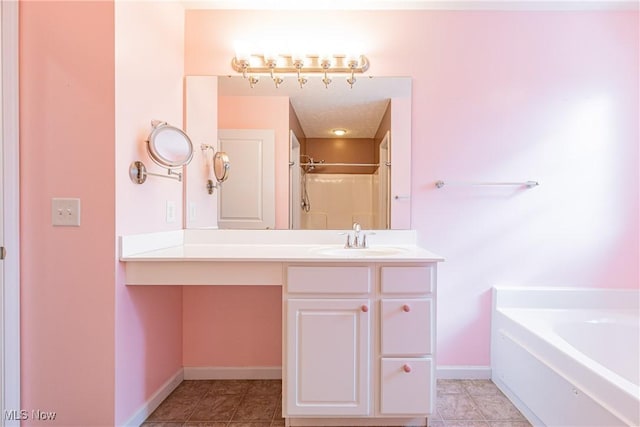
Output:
[{"left": 492, "top": 286, "right": 640, "bottom": 427}]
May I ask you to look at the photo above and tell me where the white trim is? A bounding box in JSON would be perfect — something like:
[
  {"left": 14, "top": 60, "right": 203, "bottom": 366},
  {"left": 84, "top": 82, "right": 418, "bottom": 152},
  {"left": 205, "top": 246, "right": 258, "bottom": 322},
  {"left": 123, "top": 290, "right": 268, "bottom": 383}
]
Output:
[
  {"left": 436, "top": 365, "right": 492, "bottom": 379},
  {"left": 287, "top": 417, "right": 426, "bottom": 426},
  {"left": 121, "top": 368, "right": 184, "bottom": 427},
  {"left": 1, "top": 1, "right": 20, "bottom": 426},
  {"left": 118, "top": 229, "right": 184, "bottom": 258},
  {"left": 183, "top": 366, "right": 283, "bottom": 380}
]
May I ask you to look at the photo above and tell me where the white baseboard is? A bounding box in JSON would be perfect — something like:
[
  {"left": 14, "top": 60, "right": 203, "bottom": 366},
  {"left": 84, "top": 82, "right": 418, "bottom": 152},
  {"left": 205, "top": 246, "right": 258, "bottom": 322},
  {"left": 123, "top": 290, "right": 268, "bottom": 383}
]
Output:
[
  {"left": 288, "top": 417, "right": 426, "bottom": 426},
  {"left": 436, "top": 365, "right": 492, "bottom": 379},
  {"left": 184, "top": 366, "right": 282, "bottom": 380},
  {"left": 121, "top": 368, "right": 184, "bottom": 427}
]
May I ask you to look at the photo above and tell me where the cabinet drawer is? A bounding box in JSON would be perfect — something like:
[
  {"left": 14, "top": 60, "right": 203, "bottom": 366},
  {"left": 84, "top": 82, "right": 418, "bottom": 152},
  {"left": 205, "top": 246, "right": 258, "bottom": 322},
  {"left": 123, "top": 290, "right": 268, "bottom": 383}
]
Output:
[
  {"left": 381, "top": 266, "right": 433, "bottom": 294},
  {"left": 380, "top": 298, "right": 433, "bottom": 355},
  {"left": 380, "top": 358, "right": 434, "bottom": 415},
  {"left": 287, "top": 266, "right": 371, "bottom": 294}
]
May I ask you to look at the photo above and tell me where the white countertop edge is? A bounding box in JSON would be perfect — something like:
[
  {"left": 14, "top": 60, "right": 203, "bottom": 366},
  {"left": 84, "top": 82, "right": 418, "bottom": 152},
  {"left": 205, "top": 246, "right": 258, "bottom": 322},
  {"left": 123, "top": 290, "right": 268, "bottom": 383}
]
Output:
[
  {"left": 119, "top": 229, "right": 184, "bottom": 258},
  {"left": 120, "top": 244, "right": 444, "bottom": 263},
  {"left": 119, "top": 230, "right": 444, "bottom": 262}
]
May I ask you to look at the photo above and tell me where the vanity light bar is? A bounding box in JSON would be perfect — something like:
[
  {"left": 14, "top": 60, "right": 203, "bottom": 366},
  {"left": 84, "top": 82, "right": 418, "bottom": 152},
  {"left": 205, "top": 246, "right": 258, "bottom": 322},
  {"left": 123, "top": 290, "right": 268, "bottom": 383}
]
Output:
[
  {"left": 231, "top": 54, "right": 370, "bottom": 88},
  {"left": 231, "top": 54, "right": 370, "bottom": 74}
]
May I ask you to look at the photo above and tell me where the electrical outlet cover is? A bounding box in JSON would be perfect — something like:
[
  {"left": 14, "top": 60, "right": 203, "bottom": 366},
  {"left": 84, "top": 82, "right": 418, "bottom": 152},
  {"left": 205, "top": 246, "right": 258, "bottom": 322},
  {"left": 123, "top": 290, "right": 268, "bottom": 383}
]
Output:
[{"left": 166, "top": 200, "right": 177, "bottom": 223}]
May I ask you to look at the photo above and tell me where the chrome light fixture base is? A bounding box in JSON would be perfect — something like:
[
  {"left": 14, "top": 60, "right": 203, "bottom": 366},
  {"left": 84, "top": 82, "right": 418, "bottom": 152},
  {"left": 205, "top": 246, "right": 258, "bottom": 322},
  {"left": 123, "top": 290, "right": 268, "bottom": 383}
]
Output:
[{"left": 232, "top": 54, "right": 370, "bottom": 88}]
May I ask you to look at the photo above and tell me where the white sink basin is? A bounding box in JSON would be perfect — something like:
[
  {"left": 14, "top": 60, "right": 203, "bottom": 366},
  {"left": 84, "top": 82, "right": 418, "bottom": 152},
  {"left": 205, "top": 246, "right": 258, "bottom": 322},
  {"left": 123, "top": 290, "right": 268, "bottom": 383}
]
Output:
[{"left": 312, "top": 246, "right": 410, "bottom": 257}]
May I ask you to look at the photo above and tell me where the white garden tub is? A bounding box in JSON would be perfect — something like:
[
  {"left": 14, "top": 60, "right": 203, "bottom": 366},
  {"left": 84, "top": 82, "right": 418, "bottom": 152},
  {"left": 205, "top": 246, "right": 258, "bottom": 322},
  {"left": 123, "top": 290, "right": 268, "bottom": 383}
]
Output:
[{"left": 491, "top": 287, "right": 639, "bottom": 427}]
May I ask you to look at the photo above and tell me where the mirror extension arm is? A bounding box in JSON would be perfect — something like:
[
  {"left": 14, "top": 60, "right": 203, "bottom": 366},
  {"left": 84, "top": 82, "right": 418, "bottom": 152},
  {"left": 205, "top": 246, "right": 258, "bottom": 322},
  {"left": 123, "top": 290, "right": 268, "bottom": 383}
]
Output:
[{"left": 129, "top": 160, "right": 182, "bottom": 184}]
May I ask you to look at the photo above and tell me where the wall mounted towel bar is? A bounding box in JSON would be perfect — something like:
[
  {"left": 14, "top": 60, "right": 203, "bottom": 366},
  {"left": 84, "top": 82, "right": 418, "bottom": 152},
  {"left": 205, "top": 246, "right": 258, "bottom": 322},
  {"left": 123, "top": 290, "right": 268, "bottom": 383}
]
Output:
[{"left": 435, "top": 180, "right": 539, "bottom": 189}]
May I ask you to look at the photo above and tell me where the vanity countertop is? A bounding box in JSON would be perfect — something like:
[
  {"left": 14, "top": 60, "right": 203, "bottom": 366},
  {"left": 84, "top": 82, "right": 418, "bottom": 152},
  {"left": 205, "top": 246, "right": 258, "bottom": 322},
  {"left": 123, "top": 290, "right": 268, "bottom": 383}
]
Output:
[
  {"left": 120, "top": 229, "right": 444, "bottom": 263},
  {"left": 120, "top": 243, "right": 442, "bottom": 263},
  {"left": 119, "top": 230, "right": 444, "bottom": 285}
]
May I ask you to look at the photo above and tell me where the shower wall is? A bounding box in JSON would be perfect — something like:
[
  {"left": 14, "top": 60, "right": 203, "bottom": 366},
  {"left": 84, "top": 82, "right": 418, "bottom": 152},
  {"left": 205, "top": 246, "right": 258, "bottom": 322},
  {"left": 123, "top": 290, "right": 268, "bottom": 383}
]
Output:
[{"left": 302, "top": 173, "right": 379, "bottom": 229}]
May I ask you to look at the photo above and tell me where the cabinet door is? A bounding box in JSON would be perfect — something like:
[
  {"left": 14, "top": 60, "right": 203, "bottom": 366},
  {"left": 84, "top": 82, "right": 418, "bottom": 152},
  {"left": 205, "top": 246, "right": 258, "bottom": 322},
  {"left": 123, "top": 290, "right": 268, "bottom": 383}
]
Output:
[
  {"left": 381, "top": 298, "right": 433, "bottom": 356},
  {"left": 286, "top": 298, "right": 370, "bottom": 416},
  {"left": 380, "top": 358, "right": 434, "bottom": 415}
]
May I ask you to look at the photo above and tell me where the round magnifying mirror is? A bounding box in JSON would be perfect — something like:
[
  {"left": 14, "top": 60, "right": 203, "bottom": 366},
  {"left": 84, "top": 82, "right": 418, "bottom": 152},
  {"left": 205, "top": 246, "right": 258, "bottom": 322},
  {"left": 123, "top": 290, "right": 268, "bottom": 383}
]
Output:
[
  {"left": 213, "top": 151, "right": 230, "bottom": 183},
  {"left": 146, "top": 123, "right": 194, "bottom": 168}
]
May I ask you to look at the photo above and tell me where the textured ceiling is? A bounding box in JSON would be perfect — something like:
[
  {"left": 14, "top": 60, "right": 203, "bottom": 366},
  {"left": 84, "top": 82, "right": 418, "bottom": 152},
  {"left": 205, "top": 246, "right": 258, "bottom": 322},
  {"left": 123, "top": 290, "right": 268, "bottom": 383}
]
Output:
[{"left": 218, "top": 75, "right": 411, "bottom": 138}]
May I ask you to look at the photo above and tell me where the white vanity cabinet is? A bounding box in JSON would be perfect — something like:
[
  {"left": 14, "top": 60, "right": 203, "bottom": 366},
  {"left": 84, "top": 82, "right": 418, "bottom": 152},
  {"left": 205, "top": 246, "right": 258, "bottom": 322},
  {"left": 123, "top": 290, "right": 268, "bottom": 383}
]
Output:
[
  {"left": 284, "top": 263, "right": 437, "bottom": 426},
  {"left": 285, "top": 265, "right": 372, "bottom": 416},
  {"left": 379, "top": 265, "right": 435, "bottom": 416}
]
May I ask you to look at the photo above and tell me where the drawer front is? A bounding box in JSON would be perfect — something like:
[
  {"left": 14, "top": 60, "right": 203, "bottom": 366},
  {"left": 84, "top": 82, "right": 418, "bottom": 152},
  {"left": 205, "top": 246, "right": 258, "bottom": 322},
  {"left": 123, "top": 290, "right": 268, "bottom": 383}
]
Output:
[
  {"left": 381, "top": 266, "right": 433, "bottom": 294},
  {"left": 380, "top": 358, "right": 434, "bottom": 415},
  {"left": 287, "top": 266, "right": 371, "bottom": 294},
  {"left": 381, "top": 298, "right": 433, "bottom": 355}
]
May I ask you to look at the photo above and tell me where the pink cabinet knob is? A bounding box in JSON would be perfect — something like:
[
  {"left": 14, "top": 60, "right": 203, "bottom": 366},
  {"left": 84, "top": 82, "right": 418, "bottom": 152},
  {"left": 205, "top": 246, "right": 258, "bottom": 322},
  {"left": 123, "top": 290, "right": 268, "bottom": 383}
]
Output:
[
  {"left": 402, "top": 304, "right": 411, "bottom": 312},
  {"left": 361, "top": 305, "right": 369, "bottom": 313},
  {"left": 403, "top": 364, "right": 412, "bottom": 373}
]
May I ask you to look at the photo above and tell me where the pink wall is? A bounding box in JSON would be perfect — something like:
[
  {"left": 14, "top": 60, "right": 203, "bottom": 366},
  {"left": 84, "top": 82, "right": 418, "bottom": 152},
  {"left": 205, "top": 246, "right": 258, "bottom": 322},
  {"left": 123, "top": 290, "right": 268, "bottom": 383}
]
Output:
[
  {"left": 114, "top": 2, "right": 185, "bottom": 424},
  {"left": 20, "top": 1, "right": 116, "bottom": 425},
  {"left": 185, "top": 9, "right": 639, "bottom": 367},
  {"left": 21, "top": 1, "right": 186, "bottom": 425},
  {"left": 183, "top": 286, "right": 282, "bottom": 367},
  {"left": 408, "top": 11, "right": 639, "bottom": 364}
]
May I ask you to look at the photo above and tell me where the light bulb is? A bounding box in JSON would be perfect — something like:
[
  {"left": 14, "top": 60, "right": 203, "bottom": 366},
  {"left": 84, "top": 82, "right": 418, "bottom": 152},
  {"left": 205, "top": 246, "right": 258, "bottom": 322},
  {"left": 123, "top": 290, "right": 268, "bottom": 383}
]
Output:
[{"left": 233, "top": 41, "right": 251, "bottom": 62}]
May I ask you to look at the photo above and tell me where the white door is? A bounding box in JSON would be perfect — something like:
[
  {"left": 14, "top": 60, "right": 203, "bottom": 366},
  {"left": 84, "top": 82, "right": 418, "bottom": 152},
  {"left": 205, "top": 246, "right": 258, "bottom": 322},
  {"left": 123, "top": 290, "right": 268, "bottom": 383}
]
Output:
[
  {"left": 1, "top": 2, "right": 20, "bottom": 425},
  {"left": 286, "top": 298, "right": 370, "bottom": 416},
  {"left": 289, "top": 130, "right": 301, "bottom": 229},
  {"left": 217, "top": 129, "right": 275, "bottom": 229}
]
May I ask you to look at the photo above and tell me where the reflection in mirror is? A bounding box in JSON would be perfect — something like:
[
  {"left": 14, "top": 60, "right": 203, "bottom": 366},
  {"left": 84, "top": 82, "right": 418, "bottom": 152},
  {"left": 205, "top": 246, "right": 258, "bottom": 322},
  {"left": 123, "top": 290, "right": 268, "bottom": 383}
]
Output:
[
  {"left": 184, "top": 75, "right": 411, "bottom": 230},
  {"left": 213, "top": 151, "right": 230, "bottom": 182},
  {"left": 201, "top": 144, "right": 231, "bottom": 195}
]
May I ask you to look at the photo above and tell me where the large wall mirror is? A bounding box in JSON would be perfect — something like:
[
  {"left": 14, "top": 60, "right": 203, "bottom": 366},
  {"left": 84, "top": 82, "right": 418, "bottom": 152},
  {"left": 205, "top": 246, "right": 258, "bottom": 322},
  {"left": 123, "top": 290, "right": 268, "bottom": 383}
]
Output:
[{"left": 184, "top": 75, "right": 412, "bottom": 230}]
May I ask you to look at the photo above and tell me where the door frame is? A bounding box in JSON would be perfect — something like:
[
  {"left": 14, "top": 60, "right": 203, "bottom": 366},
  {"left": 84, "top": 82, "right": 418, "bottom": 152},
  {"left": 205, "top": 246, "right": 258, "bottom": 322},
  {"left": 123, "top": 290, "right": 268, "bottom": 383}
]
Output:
[
  {"left": 289, "top": 130, "right": 300, "bottom": 229},
  {"left": 1, "top": 1, "right": 20, "bottom": 425},
  {"left": 378, "top": 131, "right": 391, "bottom": 229}
]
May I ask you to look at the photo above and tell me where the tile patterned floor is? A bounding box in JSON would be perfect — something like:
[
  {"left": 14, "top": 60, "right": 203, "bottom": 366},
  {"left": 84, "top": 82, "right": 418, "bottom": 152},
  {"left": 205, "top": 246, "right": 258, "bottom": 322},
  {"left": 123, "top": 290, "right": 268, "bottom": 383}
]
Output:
[
  {"left": 429, "top": 380, "right": 532, "bottom": 427},
  {"left": 142, "top": 379, "right": 531, "bottom": 427}
]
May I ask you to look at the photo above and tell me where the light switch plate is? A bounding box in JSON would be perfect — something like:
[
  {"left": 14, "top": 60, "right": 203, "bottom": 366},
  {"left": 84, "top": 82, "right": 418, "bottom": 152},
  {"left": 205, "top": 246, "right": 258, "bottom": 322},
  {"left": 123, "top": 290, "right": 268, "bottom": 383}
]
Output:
[{"left": 52, "top": 198, "right": 81, "bottom": 226}]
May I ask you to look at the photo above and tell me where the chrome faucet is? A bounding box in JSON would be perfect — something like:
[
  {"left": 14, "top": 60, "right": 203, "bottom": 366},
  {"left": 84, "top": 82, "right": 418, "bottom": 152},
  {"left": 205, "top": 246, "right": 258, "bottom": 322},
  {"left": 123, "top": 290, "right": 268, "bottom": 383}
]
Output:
[
  {"left": 354, "top": 222, "right": 362, "bottom": 247},
  {"left": 345, "top": 222, "right": 368, "bottom": 249}
]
